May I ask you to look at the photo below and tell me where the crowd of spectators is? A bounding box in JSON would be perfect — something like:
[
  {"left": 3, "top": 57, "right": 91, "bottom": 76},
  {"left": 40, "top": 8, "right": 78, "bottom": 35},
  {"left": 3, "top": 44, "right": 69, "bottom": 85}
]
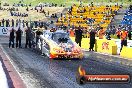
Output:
[
  {"left": 37, "top": 2, "right": 65, "bottom": 7},
  {"left": 13, "top": 2, "right": 31, "bottom": 7},
  {"left": 2, "top": 3, "right": 10, "bottom": 6},
  {"left": 0, "top": 0, "right": 62, "bottom": 20},
  {"left": 0, "top": 18, "right": 50, "bottom": 30}
]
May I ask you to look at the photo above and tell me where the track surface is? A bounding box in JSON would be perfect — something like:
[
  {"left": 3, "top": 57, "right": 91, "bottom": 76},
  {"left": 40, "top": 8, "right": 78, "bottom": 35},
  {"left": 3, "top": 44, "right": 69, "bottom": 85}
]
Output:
[{"left": 2, "top": 44, "right": 132, "bottom": 88}]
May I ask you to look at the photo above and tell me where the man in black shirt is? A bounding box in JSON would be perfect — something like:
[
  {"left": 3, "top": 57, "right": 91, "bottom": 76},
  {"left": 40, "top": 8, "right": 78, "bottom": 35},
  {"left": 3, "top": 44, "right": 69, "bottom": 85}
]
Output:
[
  {"left": 75, "top": 27, "right": 83, "bottom": 47},
  {"left": 89, "top": 29, "right": 96, "bottom": 51},
  {"left": 16, "top": 27, "right": 22, "bottom": 48},
  {"left": 25, "top": 26, "right": 32, "bottom": 48},
  {"left": 36, "top": 28, "right": 43, "bottom": 45},
  {"left": 6, "top": 19, "right": 9, "bottom": 27},
  {"left": 9, "top": 28, "right": 15, "bottom": 48}
]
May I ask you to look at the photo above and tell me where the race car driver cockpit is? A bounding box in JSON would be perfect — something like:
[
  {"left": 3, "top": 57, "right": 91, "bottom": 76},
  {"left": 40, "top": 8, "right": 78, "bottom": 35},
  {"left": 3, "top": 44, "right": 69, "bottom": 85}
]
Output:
[{"left": 52, "top": 32, "right": 73, "bottom": 45}]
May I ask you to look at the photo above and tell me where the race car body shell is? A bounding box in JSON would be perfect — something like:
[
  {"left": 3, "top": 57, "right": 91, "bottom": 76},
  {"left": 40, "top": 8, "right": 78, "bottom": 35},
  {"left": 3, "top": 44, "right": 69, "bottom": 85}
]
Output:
[{"left": 37, "top": 30, "right": 84, "bottom": 59}]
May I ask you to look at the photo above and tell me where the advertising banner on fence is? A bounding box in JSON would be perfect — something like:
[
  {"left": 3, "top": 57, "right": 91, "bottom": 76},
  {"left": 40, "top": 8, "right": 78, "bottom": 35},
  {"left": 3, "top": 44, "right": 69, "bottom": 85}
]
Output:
[{"left": 0, "top": 27, "right": 24, "bottom": 36}]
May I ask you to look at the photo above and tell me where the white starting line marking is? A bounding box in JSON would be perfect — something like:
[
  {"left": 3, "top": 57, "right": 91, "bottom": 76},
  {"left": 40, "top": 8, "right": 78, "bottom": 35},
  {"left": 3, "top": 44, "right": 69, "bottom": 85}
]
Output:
[{"left": 0, "top": 61, "right": 9, "bottom": 88}]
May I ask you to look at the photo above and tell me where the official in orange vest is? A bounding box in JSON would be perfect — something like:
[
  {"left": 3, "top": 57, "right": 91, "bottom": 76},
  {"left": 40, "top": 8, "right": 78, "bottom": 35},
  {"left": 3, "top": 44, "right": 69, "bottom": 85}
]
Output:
[
  {"left": 69, "top": 28, "right": 74, "bottom": 37},
  {"left": 98, "top": 27, "right": 105, "bottom": 39},
  {"left": 120, "top": 29, "right": 128, "bottom": 51}
]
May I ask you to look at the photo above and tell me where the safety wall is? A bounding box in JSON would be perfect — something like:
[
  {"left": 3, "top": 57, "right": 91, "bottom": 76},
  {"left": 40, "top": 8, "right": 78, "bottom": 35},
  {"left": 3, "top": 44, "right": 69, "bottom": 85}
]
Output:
[
  {"left": 0, "top": 27, "right": 12, "bottom": 36},
  {"left": 70, "top": 37, "right": 92, "bottom": 50},
  {"left": 70, "top": 37, "right": 117, "bottom": 55},
  {"left": 0, "top": 27, "right": 25, "bottom": 36},
  {"left": 120, "top": 46, "right": 132, "bottom": 59},
  {"left": 71, "top": 37, "right": 132, "bottom": 58},
  {"left": 95, "top": 39, "right": 117, "bottom": 55}
]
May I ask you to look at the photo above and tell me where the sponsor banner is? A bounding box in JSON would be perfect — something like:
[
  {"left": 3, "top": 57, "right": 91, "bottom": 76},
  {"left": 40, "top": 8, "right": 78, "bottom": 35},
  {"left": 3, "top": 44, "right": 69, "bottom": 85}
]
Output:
[{"left": 0, "top": 27, "right": 24, "bottom": 36}]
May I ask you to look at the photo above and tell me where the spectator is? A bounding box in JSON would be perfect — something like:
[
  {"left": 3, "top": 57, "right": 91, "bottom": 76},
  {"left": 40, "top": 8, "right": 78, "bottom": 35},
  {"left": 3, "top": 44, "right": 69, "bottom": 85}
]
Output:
[
  {"left": 128, "top": 30, "right": 132, "bottom": 40},
  {"left": 47, "top": 11, "right": 49, "bottom": 16},
  {"left": 75, "top": 27, "right": 83, "bottom": 47},
  {"left": 2, "top": 19, "right": 4, "bottom": 26},
  {"left": 16, "top": 27, "right": 23, "bottom": 48},
  {"left": 9, "top": 28, "right": 15, "bottom": 48},
  {"left": 89, "top": 29, "right": 96, "bottom": 51},
  {"left": 16, "top": 19, "right": 18, "bottom": 27},
  {"left": 6, "top": 19, "right": 10, "bottom": 27},
  {"left": 34, "top": 21, "right": 38, "bottom": 28},
  {"left": 11, "top": 19, "right": 14, "bottom": 27},
  {"left": 55, "top": 13, "right": 57, "bottom": 18},
  {"left": 106, "top": 29, "right": 111, "bottom": 40},
  {"left": 130, "top": 5, "right": 132, "bottom": 10},
  {"left": 96, "top": 24, "right": 101, "bottom": 31},
  {"left": 29, "top": 3, "right": 32, "bottom": 7},
  {"left": 25, "top": 21, "right": 29, "bottom": 27},
  {"left": 26, "top": 7, "right": 29, "bottom": 11},
  {"left": 22, "top": 20, "right": 25, "bottom": 27},
  {"left": 112, "top": 26, "right": 116, "bottom": 35}
]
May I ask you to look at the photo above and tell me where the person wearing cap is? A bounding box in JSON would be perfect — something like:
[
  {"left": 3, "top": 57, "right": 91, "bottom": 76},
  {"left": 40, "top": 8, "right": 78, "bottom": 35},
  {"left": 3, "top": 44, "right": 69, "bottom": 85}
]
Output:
[{"left": 120, "top": 28, "right": 128, "bottom": 51}]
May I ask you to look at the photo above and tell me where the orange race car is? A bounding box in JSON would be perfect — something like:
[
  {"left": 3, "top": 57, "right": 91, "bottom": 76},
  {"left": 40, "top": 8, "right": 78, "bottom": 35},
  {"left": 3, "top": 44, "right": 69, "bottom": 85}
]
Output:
[{"left": 36, "top": 30, "right": 84, "bottom": 59}]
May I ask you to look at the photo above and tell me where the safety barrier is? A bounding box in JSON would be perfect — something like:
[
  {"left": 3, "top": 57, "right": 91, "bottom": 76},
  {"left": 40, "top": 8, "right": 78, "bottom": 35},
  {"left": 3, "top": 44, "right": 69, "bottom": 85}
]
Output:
[
  {"left": 95, "top": 39, "right": 117, "bottom": 55},
  {"left": 70, "top": 37, "right": 117, "bottom": 55},
  {"left": 70, "top": 37, "right": 92, "bottom": 50},
  {"left": 120, "top": 46, "right": 132, "bottom": 59}
]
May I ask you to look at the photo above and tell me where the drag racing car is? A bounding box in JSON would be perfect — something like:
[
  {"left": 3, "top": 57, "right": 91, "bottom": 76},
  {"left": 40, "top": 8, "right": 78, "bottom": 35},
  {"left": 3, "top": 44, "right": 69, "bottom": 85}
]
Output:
[{"left": 36, "top": 29, "right": 84, "bottom": 59}]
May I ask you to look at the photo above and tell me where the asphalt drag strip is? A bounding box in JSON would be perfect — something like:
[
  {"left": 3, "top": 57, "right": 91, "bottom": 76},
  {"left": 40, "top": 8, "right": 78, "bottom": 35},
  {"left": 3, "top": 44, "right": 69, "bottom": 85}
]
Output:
[{"left": 1, "top": 44, "right": 132, "bottom": 88}]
